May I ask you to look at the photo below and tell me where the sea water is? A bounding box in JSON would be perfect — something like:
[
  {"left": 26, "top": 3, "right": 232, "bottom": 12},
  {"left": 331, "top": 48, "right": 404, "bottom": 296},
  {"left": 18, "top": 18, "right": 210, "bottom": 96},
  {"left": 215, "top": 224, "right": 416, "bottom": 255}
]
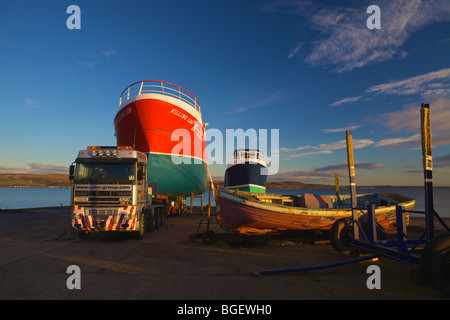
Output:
[{"left": 1, "top": 187, "right": 449, "bottom": 217}]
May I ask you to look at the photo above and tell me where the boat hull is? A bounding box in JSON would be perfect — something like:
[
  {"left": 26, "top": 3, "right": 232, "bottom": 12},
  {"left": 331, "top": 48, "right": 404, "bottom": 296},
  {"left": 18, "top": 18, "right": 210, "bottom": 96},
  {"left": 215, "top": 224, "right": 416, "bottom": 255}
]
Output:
[
  {"left": 216, "top": 189, "right": 415, "bottom": 232},
  {"left": 224, "top": 162, "right": 267, "bottom": 193},
  {"left": 114, "top": 81, "right": 207, "bottom": 198}
]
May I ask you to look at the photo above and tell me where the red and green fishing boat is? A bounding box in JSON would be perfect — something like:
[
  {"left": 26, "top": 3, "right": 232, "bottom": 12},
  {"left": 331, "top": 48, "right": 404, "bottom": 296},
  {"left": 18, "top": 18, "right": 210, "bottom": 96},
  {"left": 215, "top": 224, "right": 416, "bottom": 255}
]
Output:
[{"left": 114, "top": 80, "right": 207, "bottom": 199}]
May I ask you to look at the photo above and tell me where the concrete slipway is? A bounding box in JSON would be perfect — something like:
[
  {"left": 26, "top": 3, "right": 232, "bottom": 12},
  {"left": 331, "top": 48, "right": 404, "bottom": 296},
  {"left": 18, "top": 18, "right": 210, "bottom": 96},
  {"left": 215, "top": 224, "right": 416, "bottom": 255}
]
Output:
[{"left": 0, "top": 207, "right": 448, "bottom": 301}]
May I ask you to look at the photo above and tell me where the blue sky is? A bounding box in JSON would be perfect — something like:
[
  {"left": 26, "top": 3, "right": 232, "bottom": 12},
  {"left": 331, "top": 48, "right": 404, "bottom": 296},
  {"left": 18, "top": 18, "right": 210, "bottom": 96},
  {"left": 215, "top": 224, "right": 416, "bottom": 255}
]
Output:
[{"left": 1, "top": 0, "right": 450, "bottom": 186}]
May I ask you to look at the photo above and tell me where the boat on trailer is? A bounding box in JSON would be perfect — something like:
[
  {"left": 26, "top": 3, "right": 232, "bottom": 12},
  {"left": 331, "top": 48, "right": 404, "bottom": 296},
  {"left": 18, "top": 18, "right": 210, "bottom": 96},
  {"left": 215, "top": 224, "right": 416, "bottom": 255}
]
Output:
[{"left": 216, "top": 187, "right": 415, "bottom": 233}]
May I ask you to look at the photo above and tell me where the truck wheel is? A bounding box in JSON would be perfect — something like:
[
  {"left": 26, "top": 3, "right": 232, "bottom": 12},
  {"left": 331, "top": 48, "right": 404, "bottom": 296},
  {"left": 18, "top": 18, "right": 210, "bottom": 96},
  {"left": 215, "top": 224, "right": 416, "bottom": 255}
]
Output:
[
  {"left": 421, "top": 234, "right": 450, "bottom": 295},
  {"left": 135, "top": 211, "right": 147, "bottom": 239},
  {"left": 78, "top": 231, "right": 92, "bottom": 239},
  {"left": 330, "top": 218, "right": 358, "bottom": 255},
  {"left": 161, "top": 207, "right": 167, "bottom": 227},
  {"left": 155, "top": 208, "right": 160, "bottom": 229},
  {"left": 147, "top": 209, "right": 155, "bottom": 232},
  {"left": 158, "top": 207, "right": 164, "bottom": 227}
]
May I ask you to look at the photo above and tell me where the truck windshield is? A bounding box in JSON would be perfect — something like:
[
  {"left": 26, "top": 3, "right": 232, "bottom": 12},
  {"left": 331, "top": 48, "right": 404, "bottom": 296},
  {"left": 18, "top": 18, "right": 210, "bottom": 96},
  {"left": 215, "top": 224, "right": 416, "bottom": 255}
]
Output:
[{"left": 75, "top": 163, "right": 136, "bottom": 182}]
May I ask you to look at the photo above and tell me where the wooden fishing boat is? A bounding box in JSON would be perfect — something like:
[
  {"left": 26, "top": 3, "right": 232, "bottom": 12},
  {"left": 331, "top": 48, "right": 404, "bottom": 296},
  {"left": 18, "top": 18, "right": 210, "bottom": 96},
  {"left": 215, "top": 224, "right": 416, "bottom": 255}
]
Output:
[{"left": 216, "top": 187, "right": 415, "bottom": 232}]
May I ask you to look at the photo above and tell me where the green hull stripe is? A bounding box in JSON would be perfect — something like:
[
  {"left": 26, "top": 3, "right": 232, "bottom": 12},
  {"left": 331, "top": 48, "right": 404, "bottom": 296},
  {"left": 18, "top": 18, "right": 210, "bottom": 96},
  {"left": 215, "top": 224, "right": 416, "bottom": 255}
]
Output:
[{"left": 146, "top": 153, "right": 207, "bottom": 198}]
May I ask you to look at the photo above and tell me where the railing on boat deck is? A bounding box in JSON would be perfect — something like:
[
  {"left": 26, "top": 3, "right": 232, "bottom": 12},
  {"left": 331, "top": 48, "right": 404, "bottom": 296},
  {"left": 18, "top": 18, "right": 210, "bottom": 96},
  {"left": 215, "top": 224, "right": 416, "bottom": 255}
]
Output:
[
  {"left": 119, "top": 80, "right": 201, "bottom": 113},
  {"left": 228, "top": 150, "right": 267, "bottom": 166}
]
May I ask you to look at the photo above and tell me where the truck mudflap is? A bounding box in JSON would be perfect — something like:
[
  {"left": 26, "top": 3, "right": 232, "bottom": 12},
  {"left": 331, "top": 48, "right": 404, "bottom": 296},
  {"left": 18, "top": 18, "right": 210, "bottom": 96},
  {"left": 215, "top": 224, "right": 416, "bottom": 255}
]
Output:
[{"left": 71, "top": 206, "right": 139, "bottom": 232}]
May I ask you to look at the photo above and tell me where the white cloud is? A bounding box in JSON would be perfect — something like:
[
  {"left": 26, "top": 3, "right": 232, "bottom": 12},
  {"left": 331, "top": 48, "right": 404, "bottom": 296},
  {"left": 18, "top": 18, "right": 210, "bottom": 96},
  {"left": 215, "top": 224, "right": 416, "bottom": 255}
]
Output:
[
  {"left": 287, "top": 42, "right": 302, "bottom": 60},
  {"left": 329, "top": 96, "right": 362, "bottom": 107},
  {"left": 272, "top": 162, "right": 384, "bottom": 182},
  {"left": 308, "top": 0, "right": 450, "bottom": 72},
  {"left": 282, "top": 138, "right": 374, "bottom": 160},
  {"left": 379, "top": 97, "right": 450, "bottom": 133},
  {"left": 264, "top": 0, "right": 450, "bottom": 72},
  {"left": 25, "top": 99, "right": 40, "bottom": 109},
  {"left": 320, "top": 124, "right": 364, "bottom": 133},
  {"left": 330, "top": 68, "right": 450, "bottom": 107},
  {"left": 366, "top": 68, "right": 450, "bottom": 97},
  {"left": 102, "top": 48, "right": 117, "bottom": 57},
  {"left": 371, "top": 97, "right": 450, "bottom": 149},
  {"left": 77, "top": 61, "right": 95, "bottom": 69},
  {"left": 375, "top": 133, "right": 420, "bottom": 147},
  {"left": 230, "top": 91, "right": 281, "bottom": 114}
]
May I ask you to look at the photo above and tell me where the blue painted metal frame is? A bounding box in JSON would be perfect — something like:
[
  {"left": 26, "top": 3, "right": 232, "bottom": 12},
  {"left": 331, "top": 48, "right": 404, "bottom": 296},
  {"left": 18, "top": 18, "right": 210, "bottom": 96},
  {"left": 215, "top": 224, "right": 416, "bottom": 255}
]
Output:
[{"left": 345, "top": 204, "right": 449, "bottom": 268}]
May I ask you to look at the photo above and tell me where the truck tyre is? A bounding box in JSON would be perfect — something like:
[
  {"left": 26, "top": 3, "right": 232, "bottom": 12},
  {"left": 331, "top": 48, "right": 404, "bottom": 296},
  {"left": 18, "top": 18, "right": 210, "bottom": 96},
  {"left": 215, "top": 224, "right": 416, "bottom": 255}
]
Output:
[
  {"left": 155, "top": 208, "right": 160, "bottom": 229},
  {"left": 160, "top": 207, "right": 166, "bottom": 227},
  {"left": 147, "top": 209, "right": 155, "bottom": 232},
  {"left": 135, "top": 211, "right": 147, "bottom": 239},
  {"left": 421, "top": 234, "right": 450, "bottom": 295},
  {"left": 330, "top": 218, "right": 358, "bottom": 255},
  {"left": 158, "top": 207, "right": 164, "bottom": 227},
  {"left": 78, "top": 231, "right": 92, "bottom": 239}
]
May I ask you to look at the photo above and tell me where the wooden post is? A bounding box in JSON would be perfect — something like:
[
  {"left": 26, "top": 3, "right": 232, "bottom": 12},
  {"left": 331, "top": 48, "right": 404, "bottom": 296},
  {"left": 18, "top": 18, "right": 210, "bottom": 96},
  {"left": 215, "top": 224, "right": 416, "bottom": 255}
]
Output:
[
  {"left": 334, "top": 174, "right": 343, "bottom": 206},
  {"left": 208, "top": 185, "right": 211, "bottom": 220},
  {"left": 420, "top": 103, "right": 434, "bottom": 240},
  {"left": 190, "top": 192, "right": 194, "bottom": 215},
  {"left": 346, "top": 130, "right": 359, "bottom": 240},
  {"left": 201, "top": 193, "right": 203, "bottom": 212}
]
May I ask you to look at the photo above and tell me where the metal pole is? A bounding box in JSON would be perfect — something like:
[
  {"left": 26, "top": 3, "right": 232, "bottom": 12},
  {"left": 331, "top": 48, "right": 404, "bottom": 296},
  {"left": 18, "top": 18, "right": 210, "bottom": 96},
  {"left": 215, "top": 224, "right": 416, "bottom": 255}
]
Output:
[
  {"left": 420, "top": 103, "right": 434, "bottom": 240},
  {"left": 346, "top": 130, "right": 359, "bottom": 240}
]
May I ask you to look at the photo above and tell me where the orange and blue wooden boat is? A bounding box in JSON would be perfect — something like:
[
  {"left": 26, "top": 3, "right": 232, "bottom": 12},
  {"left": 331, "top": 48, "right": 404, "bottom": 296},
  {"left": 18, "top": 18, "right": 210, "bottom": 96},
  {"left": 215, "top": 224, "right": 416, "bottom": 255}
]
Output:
[{"left": 216, "top": 187, "right": 415, "bottom": 232}]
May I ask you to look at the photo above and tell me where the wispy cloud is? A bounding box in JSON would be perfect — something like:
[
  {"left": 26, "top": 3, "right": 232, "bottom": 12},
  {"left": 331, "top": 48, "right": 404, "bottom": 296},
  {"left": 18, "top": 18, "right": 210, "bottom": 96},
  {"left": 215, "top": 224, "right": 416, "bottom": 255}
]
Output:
[
  {"left": 380, "top": 97, "right": 450, "bottom": 133},
  {"left": 287, "top": 41, "right": 302, "bottom": 60},
  {"left": 263, "top": 0, "right": 450, "bottom": 72},
  {"left": 230, "top": 91, "right": 281, "bottom": 114},
  {"left": 366, "top": 68, "right": 450, "bottom": 97},
  {"left": 309, "top": 0, "right": 450, "bottom": 72},
  {"left": 375, "top": 134, "right": 421, "bottom": 148},
  {"left": 272, "top": 161, "right": 384, "bottom": 182},
  {"left": 282, "top": 138, "right": 374, "bottom": 160},
  {"left": 330, "top": 68, "right": 450, "bottom": 107},
  {"left": 372, "top": 97, "right": 450, "bottom": 149},
  {"left": 329, "top": 96, "right": 363, "bottom": 107},
  {"left": 320, "top": 124, "right": 364, "bottom": 133},
  {"left": 25, "top": 99, "right": 40, "bottom": 109},
  {"left": 77, "top": 61, "right": 95, "bottom": 69},
  {"left": 102, "top": 48, "right": 117, "bottom": 57}
]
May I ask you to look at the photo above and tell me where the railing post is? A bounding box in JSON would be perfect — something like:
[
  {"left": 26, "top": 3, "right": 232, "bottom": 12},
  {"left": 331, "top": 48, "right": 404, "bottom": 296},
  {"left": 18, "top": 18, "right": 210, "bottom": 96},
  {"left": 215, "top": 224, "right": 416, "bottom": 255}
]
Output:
[
  {"left": 127, "top": 87, "right": 130, "bottom": 100},
  {"left": 367, "top": 204, "right": 377, "bottom": 244},
  {"left": 396, "top": 205, "right": 407, "bottom": 253},
  {"left": 138, "top": 81, "right": 144, "bottom": 95}
]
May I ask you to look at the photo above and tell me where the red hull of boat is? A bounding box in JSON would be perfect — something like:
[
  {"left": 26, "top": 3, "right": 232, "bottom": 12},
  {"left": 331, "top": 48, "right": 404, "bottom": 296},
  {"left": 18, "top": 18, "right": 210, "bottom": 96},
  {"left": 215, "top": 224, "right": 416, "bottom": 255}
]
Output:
[{"left": 114, "top": 96, "right": 205, "bottom": 161}]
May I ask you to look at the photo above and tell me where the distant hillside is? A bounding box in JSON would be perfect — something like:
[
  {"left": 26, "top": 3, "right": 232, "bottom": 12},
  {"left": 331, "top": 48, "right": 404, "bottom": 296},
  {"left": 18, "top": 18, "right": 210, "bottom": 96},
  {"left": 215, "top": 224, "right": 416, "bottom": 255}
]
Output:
[
  {"left": 213, "top": 180, "right": 334, "bottom": 189},
  {"left": 0, "top": 175, "right": 427, "bottom": 189},
  {"left": 0, "top": 174, "right": 70, "bottom": 188}
]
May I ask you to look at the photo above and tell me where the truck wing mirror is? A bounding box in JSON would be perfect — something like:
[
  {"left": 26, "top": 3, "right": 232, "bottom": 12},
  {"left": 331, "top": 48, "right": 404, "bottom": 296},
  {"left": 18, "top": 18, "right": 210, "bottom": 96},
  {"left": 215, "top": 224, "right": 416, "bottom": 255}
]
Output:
[{"left": 69, "top": 164, "right": 75, "bottom": 180}]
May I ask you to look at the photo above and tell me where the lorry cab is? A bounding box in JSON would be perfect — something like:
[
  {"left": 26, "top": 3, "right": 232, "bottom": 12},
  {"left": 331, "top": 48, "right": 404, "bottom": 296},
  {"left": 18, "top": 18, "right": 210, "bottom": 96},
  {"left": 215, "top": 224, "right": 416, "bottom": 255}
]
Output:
[{"left": 69, "top": 146, "right": 164, "bottom": 239}]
